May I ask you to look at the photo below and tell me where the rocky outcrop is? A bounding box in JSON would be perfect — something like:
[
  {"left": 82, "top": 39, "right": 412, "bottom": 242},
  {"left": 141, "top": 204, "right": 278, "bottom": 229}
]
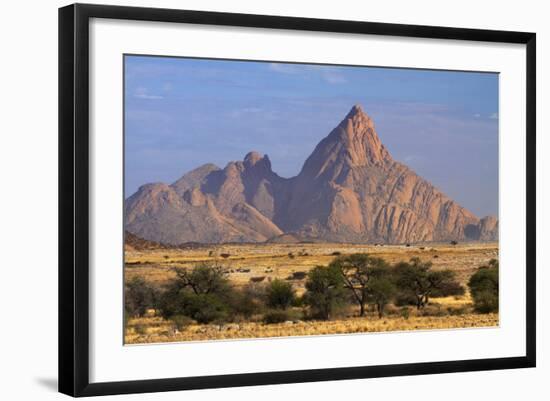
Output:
[{"left": 125, "top": 104, "right": 498, "bottom": 245}]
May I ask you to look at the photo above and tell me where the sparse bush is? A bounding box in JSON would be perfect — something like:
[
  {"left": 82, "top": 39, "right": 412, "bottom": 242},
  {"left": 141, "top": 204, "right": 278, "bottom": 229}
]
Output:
[
  {"left": 331, "top": 251, "right": 341, "bottom": 256},
  {"left": 263, "top": 310, "right": 290, "bottom": 324},
  {"left": 447, "top": 305, "right": 469, "bottom": 316},
  {"left": 450, "top": 240, "right": 458, "bottom": 246},
  {"left": 400, "top": 306, "right": 410, "bottom": 320},
  {"left": 232, "top": 283, "right": 265, "bottom": 318},
  {"left": 468, "top": 259, "right": 499, "bottom": 313},
  {"left": 125, "top": 277, "right": 158, "bottom": 317},
  {"left": 170, "top": 315, "right": 194, "bottom": 331},
  {"left": 420, "top": 304, "right": 447, "bottom": 317},
  {"left": 250, "top": 276, "right": 266, "bottom": 283},
  {"left": 288, "top": 252, "right": 295, "bottom": 259},
  {"left": 220, "top": 253, "right": 231, "bottom": 259},
  {"left": 134, "top": 323, "right": 148, "bottom": 335},
  {"left": 266, "top": 279, "right": 295, "bottom": 309}
]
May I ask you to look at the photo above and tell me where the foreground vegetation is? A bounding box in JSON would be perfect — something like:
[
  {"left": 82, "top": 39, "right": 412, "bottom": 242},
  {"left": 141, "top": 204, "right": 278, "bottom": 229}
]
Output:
[
  {"left": 125, "top": 243, "right": 499, "bottom": 343},
  {"left": 126, "top": 311, "right": 498, "bottom": 344}
]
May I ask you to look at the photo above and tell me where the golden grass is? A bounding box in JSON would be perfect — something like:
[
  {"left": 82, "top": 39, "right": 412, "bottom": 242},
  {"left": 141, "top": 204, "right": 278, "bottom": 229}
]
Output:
[{"left": 125, "top": 312, "right": 498, "bottom": 344}]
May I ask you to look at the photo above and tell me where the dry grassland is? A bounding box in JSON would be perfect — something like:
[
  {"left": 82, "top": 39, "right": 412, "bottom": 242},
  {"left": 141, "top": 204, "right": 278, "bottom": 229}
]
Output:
[
  {"left": 124, "top": 242, "right": 498, "bottom": 343},
  {"left": 125, "top": 311, "right": 498, "bottom": 344}
]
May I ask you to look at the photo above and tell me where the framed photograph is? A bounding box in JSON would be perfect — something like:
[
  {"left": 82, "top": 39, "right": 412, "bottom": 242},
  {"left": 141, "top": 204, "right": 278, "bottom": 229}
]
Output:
[{"left": 59, "top": 3, "right": 536, "bottom": 397}]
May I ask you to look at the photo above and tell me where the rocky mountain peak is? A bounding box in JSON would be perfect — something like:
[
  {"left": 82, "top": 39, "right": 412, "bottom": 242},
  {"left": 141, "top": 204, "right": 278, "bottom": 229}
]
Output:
[
  {"left": 244, "top": 151, "right": 262, "bottom": 164},
  {"left": 346, "top": 103, "right": 366, "bottom": 117},
  {"left": 125, "top": 104, "right": 498, "bottom": 245},
  {"left": 299, "top": 104, "right": 391, "bottom": 179},
  {"left": 243, "top": 151, "right": 271, "bottom": 169}
]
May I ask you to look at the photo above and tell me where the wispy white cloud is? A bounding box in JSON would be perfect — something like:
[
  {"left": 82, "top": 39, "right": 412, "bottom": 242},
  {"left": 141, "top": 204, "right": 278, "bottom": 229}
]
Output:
[
  {"left": 267, "top": 63, "right": 300, "bottom": 74},
  {"left": 134, "top": 87, "right": 164, "bottom": 100},
  {"left": 474, "top": 113, "right": 481, "bottom": 118},
  {"left": 268, "top": 63, "right": 347, "bottom": 84},
  {"left": 489, "top": 112, "right": 498, "bottom": 119},
  {"left": 227, "top": 107, "right": 263, "bottom": 119},
  {"left": 321, "top": 71, "right": 347, "bottom": 84}
]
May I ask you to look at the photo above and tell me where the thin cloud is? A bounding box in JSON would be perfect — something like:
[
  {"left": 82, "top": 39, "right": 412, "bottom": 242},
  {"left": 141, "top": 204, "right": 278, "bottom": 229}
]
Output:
[
  {"left": 268, "top": 63, "right": 347, "bottom": 84},
  {"left": 227, "top": 107, "right": 263, "bottom": 119},
  {"left": 489, "top": 112, "right": 498, "bottom": 119},
  {"left": 134, "top": 87, "right": 163, "bottom": 100},
  {"left": 268, "top": 63, "right": 300, "bottom": 74}
]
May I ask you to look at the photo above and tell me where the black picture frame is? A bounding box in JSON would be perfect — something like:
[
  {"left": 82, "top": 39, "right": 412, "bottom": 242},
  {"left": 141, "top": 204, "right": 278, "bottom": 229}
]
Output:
[{"left": 59, "top": 3, "right": 536, "bottom": 397}]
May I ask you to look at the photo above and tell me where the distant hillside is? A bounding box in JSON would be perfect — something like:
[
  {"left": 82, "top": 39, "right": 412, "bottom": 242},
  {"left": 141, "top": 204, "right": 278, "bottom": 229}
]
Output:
[{"left": 124, "top": 230, "right": 167, "bottom": 251}]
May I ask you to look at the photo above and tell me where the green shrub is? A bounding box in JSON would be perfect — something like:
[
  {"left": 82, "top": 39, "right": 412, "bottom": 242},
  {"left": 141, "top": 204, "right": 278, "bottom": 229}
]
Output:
[
  {"left": 157, "top": 263, "right": 234, "bottom": 324},
  {"left": 180, "top": 293, "right": 230, "bottom": 324},
  {"left": 468, "top": 259, "right": 499, "bottom": 313},
  {"left": 304, "top": 265, "right": 346, "bottom": 320},
  {"left": 266, "top": 279, "right": 295, "bottom": 309},
  {"left": 231, "top": 283, "right": 265, "bottom": 318}
]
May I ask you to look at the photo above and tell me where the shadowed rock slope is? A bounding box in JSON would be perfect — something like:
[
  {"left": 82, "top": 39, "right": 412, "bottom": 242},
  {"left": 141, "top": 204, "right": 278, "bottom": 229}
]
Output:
[{"left": 125, "top": 105, "right": 498, "bottom": 245}]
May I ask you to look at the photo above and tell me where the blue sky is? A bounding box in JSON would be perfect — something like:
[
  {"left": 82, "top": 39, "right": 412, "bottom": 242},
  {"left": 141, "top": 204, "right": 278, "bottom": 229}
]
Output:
[{"left": 125, "top": 55, "right": 499, "bottom": 218}]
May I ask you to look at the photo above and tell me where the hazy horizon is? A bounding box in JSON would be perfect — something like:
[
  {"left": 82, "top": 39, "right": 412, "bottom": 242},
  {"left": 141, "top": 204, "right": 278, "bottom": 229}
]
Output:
[{"left": 125, "top": 55, "right": 499, "bottom": 218}]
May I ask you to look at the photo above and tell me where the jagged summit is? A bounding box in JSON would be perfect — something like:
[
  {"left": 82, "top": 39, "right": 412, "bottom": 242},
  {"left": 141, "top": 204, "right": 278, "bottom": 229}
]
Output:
[
  {"left": 125, "top": 105, "right": 498, "bottom": 245},
  {"left": 346, "top": 103, "right": 365, "bottom": 117},
  {"left": 299, "top": 104, "right": 391, "bottom": 180},
  {"left": 244, "top": 151, "right": 263, "bottom": 164},
  {"left": 243, "top": 151, "right": 272, "bottom": 171}
]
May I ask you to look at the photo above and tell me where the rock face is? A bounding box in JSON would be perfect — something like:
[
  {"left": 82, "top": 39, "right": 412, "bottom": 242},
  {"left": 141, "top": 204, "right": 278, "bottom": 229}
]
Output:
[{"left": 125, "top": 104, "right": 498, "bottom": 245}]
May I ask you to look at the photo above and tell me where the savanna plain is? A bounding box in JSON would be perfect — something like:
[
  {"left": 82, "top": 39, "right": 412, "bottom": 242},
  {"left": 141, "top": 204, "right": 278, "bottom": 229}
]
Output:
[{"left": 125, "top": 241, "right": 499, "bottom": 344}]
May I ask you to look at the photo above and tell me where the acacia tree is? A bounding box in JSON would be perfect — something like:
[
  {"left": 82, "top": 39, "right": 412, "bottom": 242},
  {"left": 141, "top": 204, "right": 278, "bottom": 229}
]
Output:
[
  {"left": 394, "top": 257, "right": 462, "bottom": 309},
  {"left": 158, "top": 262, "right": 233, "bottom": 324},
  {"left": 304, "top": 265, "right": 346, "bottom": 320},
  {"left": 173, "top": 262, "right": 230, "bottom": 295},
  {"left": 367, "top": 267, "right": 396, "bottom": 318},
  {"left": 330, "top": 254, "right": 389, "bottom": 317}
]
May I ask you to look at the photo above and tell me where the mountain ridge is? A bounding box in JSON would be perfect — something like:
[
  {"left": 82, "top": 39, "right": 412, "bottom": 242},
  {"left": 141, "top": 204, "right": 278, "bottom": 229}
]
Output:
[{"left": 125, "top": 105, "right": 498, "bottom": 245}]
